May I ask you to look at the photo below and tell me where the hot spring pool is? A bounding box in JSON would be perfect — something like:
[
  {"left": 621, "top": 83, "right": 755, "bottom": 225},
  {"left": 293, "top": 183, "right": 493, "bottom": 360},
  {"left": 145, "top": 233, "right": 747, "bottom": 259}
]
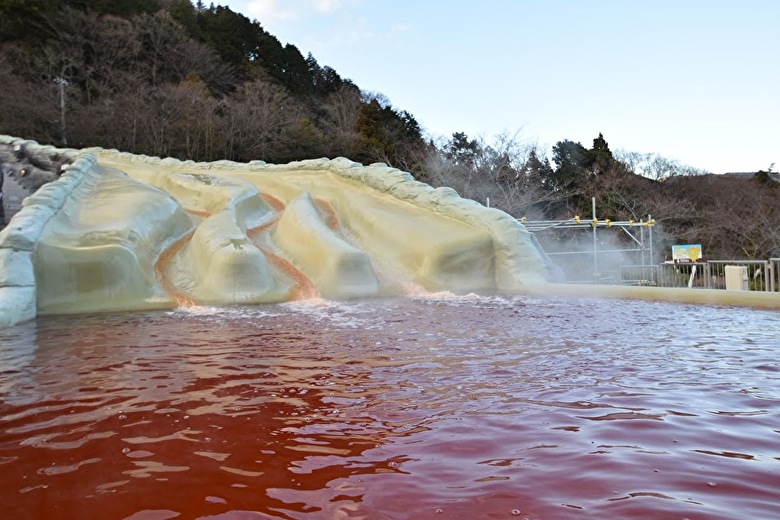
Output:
[{"left": 1, "top": 294, "right": 778, "bottom": 519}]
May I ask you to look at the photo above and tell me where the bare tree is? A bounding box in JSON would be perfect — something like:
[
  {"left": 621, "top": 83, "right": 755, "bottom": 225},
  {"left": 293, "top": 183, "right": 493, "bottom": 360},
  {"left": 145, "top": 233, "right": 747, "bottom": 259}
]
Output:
[
  {"left": 709, "top": 182, "right": 780, "bottom": 258},
  {"left": 137, "top": 11, "right": 237, "bottom": 95},
  {"left": 169, "top": 76, "right": 224, "bottom": 160},
  {"left": 0, "top": 46, "right": 57, "bottom": 140},
  {"left": 89, "top": 78, "right": 154, "bottom": 152},
  {"left": 614, "top": 149, "right": 710, "bottom": 180},
  {"left": 422, "top": 131, "right": 567, "bottom": 220},
  {"left": 322, "top": 85, "right": 363, "bottom": 157},
  {"left": 223, "top": 78, "right": 304, "bottom": 162}
]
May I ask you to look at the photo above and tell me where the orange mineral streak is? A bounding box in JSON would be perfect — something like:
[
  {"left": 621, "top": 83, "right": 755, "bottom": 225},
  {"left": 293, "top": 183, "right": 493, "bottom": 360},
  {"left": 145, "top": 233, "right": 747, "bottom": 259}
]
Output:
[
  {"left": 247, "top": 193, "right": 285, "bottom": 238},
  {"left": 246, "top": 213, "right": 282, "bottom": 237},
  {"left": 265, "top": 250, "right": 319, "bottom": 300},
  {"left": 186, "top": 208, "right": 213, "bottom": 219},
  {"left": 154, "top": 195, "right": 319, "bottom": 305},
  {"left": 314, "top": 198, "right": 339, "bottom": 230},
  {"left": 152, "top": 208, "right": 214, "bottom": 308},
  {"left": 154, "top": 230, "right": 197, "bottom": 307},
  {"left": 247, "top": 194, "right": 319, "bottom": 301},
  {"left": 260, "top": 193, "right": 285, "bottom": 212}
]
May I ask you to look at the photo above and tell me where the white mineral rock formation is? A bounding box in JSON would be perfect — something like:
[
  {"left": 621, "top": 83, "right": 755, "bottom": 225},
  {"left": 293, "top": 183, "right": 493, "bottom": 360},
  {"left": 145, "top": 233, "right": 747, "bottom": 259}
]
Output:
[{"left": 0, "top": 136, "right": 556, "bottom": 325}]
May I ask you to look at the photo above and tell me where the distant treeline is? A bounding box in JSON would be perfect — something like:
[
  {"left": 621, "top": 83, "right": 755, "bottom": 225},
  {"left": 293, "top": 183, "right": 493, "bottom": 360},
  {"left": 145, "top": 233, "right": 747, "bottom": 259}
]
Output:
[
  {"left": 0, "top": 0, "right": 425, "bottom": 168},
  {"left": 1, "top": 0, "right": 777, "bottom": 261}
]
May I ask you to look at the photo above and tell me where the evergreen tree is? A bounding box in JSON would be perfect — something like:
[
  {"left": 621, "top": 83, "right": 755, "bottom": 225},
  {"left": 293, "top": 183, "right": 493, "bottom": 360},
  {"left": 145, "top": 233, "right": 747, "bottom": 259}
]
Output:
[
  {"left": 0, "top": 0, "right": 62, "bottom": 47},
  {"left": 753, "top": 169, "right": 777, "bottom": 188},
  {"left": 168, "top": 0, "right": 202, "bottom": 40},
  {"left": 551, "top": 140, "right": 591, "bottom": 187},
  {"left": 197, "top": 5, "right": 265, "bottom": 67},
  {"left": 398, "top": 110, "right": 422, "bottom": 142},
  {"left": 590, "top": 132, "right": 617, "bottom": 175},
  {"left": 277, "top": 44, "right": 313, "bottom": 95},
  {"left": 68, "top": 0, "right": 161, "bottom": 17},
  {"left": 591, "top": 132, "right": 610, "bottom": 154},
  {"left": 522, "top": 149, "right": 554, "bottom": 190},
  {"left": 306, "top": 53, "right": 346, "bottom": 97},
  {"left": 446, "top": 132, "right": 479, "bottom": 166}
]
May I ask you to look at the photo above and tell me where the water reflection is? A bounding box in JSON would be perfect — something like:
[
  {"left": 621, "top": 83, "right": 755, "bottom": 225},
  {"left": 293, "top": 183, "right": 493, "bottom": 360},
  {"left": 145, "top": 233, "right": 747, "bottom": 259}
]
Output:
[{"left": 1, "top": 295, "right": 779, "bottom": 519}]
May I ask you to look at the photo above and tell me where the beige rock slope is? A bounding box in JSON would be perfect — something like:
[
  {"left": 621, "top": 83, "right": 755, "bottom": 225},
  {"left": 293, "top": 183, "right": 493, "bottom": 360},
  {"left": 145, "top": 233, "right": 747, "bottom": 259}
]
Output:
[{"left": 0, "top": 138, "right": 554, "bottom": 324}]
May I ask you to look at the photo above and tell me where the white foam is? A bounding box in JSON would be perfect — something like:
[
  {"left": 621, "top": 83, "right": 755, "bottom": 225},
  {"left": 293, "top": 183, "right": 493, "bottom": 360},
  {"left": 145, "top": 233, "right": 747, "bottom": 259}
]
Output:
[{"left": 279, "top": 298, "right": 379, "bottom": 329}]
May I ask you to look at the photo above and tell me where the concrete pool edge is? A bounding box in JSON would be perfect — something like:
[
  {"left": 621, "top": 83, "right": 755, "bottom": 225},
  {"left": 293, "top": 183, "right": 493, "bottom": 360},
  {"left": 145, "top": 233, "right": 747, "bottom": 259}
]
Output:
[{"left": 524, "top": 282, "right": 780, "bottom": 310}]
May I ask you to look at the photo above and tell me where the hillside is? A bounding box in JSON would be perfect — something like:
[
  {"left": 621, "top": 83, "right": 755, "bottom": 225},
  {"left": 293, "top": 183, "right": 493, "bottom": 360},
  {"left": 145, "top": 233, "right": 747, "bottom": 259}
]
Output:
[
  {"left": 1, "top": 1, "right": 777, "bottom": 261},
  {"left": 0, "top": 0, "right": 426, "bottom": 169}
]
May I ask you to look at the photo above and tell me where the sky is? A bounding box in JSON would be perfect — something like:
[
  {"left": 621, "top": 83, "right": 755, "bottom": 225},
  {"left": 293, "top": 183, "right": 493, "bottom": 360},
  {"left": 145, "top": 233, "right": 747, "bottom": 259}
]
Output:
[{"left": 218, "top": 0, "right": 778, "bottom": 174}]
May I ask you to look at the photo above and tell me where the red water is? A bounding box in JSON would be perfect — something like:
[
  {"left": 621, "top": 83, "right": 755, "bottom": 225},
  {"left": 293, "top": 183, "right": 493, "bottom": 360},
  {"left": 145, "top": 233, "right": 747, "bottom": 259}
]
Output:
[{"left": 1, "top": 295, "right": 778, "bottom": 519}]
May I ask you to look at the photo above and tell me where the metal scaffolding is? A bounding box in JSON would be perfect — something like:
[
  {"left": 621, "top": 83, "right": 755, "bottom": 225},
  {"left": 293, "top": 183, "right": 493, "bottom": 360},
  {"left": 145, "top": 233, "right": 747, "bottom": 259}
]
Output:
[{"left": 521, "top": 197, "right": 655, "bottom": 282}]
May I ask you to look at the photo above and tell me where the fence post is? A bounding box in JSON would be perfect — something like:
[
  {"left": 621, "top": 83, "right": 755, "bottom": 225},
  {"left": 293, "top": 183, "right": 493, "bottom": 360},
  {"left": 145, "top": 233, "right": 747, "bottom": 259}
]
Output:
[
  {"left": 592, "top": 197, "right": 598, "bottom": 276},
  {"left": 763, "top": 261, "right": 770, "bottom": 292},
  {"left": 648, "top": 214, "right": 654, "bottom": 263}
]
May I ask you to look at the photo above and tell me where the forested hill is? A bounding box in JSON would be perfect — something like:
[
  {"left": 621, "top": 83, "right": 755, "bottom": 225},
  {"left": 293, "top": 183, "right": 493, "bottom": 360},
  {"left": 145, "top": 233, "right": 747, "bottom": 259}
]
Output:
[
  {"left": 0, "top": 0, "right": 425, "bottom": 168},
  {"left": 1, "top": 0, "right": 778, "bottom": 261}
]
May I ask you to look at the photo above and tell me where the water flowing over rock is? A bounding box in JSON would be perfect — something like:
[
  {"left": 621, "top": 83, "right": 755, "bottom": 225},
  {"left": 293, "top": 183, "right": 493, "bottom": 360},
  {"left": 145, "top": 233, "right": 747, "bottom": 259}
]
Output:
[{"left": 0, "top": 136, "right": 555, "bottom": 326}]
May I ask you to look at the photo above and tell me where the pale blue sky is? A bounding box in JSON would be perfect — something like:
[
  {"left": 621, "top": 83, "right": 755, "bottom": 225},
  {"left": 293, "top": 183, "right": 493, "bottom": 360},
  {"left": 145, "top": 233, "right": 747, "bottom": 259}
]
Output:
[{"left": 220, "top": 0, "right": 778, "bottom": 173}]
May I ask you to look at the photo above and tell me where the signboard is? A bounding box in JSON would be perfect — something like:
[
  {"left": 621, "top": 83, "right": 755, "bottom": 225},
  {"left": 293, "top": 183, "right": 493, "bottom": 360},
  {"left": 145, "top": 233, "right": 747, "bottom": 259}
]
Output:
[{"left": 672, "top": 244, "right": 703, "bottom": 263}]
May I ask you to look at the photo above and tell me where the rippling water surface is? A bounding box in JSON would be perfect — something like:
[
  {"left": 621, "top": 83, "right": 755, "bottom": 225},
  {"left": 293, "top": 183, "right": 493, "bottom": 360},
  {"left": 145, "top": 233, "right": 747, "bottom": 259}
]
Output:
[{"left": 1, "top": 294, "right": 779, "bottom": 519}]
